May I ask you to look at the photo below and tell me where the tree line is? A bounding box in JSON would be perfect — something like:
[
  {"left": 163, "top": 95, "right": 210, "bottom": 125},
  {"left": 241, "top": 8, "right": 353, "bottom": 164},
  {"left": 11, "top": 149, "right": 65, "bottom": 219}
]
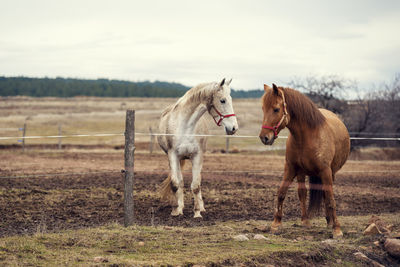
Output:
[{"left": 0, "top": 76, "right": 264, "bottom": 98}]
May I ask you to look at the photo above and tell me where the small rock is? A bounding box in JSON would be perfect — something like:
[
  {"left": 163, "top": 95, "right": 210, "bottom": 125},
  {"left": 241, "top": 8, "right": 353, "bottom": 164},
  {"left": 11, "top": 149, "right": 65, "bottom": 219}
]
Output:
[
  {"left": 373, "top": 241, "right": 380, "bottom": 247},
  {"left": 164, "top": 226, "right": 173, "bottom": 230},
  {"left": 255, "top": 225, "right": 268, "bottom": 232},
  {"left": 368, "top": 216, "right": 391, "bottom": 234},
  {"left": 321, "top": 239, "right": 337, "bottom": 246},
  {"left": 138, "top": 241, "right": 145, "bottom": 246},
  {"left": 254, "top": 234, "right": 268, "bottom": 240},
  {"left": 223, "top": 226, "right": 234, "bottom": 231},
  {"left": 354, "top": 252, "right": 368, "bottom": 260},
  {"left": 384, "top": 238, "right": 400, "bottom": 259},
  {"left": 304, "top": 235, "right": 314, "bottom": 241},
  {"left": 363, "top": 223, "right": 381, "bottom": 236},
  {"left": 93, "top": 256, "right": 108, "bottom": 263},
  {"left": 233, "top": 234, "right": 249, "bottom": 241},
  {"left": 353, "top": 252, "right": 384, "bottom": 267}
]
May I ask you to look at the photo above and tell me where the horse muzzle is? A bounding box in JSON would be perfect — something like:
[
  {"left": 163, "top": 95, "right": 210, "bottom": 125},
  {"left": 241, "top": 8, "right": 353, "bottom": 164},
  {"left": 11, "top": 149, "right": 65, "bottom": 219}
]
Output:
[
  {"left": 259, "top": 135, "right": 275, "bottom": 145},
  {"left": 225, "top": 125, "right": 238, "bottom": 135}
]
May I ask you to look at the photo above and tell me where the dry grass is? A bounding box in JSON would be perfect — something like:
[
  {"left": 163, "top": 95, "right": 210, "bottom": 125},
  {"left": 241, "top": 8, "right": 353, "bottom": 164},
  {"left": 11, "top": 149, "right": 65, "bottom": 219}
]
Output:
[
  {"left": 0, "top": 96, "right": 284, "bottom": 151},
  {"left": 0, "top": 213, "right": 399, "bottom": 266}
]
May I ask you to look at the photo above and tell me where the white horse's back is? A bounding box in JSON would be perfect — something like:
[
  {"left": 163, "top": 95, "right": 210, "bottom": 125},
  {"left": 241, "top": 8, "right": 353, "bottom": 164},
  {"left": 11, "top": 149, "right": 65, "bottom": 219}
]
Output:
[{"left": 158, "top": 104, "right": 209, "bottom": 155}]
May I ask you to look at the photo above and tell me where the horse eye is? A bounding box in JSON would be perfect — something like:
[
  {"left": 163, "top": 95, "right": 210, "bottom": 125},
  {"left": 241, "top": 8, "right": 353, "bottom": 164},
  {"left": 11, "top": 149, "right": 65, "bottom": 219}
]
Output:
[
  {"left": 220, "top": 99, "right": 226, "bottom": 104},
  {"left": 273, "top": 108, "right": 280, "bottom": 113}
]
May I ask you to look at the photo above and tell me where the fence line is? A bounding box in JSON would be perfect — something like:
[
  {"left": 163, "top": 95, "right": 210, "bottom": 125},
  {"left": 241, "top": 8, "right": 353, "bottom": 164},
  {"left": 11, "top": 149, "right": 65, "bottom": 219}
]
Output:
[
  {"left": 0, "top": 132, "right": 399, "bottom": 141},
  {"left": 1, "top": 168, "right": 399, "bottom": 180},
  {"left": 0, "top": 170, "right": 119, "bottom": 179}
]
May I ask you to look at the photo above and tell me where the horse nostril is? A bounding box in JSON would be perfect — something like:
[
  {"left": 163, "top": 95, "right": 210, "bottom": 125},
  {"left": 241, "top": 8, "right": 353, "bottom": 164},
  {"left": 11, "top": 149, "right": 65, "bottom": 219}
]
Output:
[{"left": 232, "top": 127, "right": 236, "bottom": 132}]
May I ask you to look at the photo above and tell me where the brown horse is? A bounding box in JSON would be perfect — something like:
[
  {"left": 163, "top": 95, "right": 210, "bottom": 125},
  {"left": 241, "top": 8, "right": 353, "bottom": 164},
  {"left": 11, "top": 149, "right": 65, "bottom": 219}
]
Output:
[{"left": 259, "top": 84, "right": 350, "bottom": 238}]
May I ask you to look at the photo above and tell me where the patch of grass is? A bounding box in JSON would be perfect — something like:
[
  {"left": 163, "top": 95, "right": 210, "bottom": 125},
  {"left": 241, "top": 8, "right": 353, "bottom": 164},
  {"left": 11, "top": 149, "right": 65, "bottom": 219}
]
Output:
[{"left": 1, "top": 213, "right": 399, "bottom": 266}]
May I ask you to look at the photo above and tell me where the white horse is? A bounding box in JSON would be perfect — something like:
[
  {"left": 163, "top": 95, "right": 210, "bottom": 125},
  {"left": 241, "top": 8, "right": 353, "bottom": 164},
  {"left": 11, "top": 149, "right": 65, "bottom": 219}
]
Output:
[{"left": 158, "top": 78, "right": 238, "bottom": 218}]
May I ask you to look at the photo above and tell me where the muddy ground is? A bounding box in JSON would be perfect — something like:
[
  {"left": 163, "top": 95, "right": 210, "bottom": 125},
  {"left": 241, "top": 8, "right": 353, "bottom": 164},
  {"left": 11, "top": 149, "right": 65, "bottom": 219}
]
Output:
[{"left": 1, "top": 149, "right": 400, "bottom": 239}]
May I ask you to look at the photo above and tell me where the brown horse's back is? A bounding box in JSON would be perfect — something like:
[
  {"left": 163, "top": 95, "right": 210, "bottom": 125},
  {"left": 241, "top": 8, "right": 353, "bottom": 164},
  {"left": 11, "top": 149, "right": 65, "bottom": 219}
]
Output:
[{"left": 319, "top": 109, "right": 350, "bottom": 175}]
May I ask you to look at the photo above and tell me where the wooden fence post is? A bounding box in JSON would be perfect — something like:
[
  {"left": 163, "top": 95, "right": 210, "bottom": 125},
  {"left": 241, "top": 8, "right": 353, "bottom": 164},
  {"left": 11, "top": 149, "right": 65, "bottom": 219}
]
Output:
[
  {"left": 22, "top": 122, "right": 26, "bottom": 152},
  {"left": 124, "top": 110, "right": 135, "bottom": 227},
  {"left": 149, "top": 127, "right": 154, "bottom": 154}
]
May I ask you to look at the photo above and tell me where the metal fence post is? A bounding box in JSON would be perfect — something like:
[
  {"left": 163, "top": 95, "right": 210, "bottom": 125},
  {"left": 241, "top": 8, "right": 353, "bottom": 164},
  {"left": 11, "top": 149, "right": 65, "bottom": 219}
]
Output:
[
  {"left": 225, "top": 137, "right": 230, "bottom": 154},
  {"left": 124, "top": 110, "right": 135, "bottom": 227}
]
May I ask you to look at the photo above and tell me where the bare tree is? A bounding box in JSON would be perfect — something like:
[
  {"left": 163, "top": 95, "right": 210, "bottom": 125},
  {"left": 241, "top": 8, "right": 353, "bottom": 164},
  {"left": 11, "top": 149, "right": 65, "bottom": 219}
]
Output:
[
  {"left": 382, "top": 73, "right": 400, "bottom": 133},
  {"left": 289, "top": 75, "right": 356, "bottom": 113},
  {"left": 344, "top": 73, "right": 400, "bottom": 147}
]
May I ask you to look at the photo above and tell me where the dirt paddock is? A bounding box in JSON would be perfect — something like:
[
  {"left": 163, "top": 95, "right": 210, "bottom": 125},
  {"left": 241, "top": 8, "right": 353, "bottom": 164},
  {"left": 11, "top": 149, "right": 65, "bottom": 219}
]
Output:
[{"left": 1, "top": 148, "right": 400, "bottom": 239}]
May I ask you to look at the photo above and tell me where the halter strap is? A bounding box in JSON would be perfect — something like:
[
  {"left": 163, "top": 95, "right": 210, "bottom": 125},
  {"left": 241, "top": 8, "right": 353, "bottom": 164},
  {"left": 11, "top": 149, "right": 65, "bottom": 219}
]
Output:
[
  {"left": 210, "top": 106, "right": 236, "bottom": 126},
  {"left": 261, "top": 91, "right": 288, "bottom": 138}
]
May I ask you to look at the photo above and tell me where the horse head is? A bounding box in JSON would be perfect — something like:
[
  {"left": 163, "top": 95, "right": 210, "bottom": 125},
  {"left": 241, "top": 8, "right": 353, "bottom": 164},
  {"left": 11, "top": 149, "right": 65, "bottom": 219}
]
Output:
[
  {"left": 259, "top": 83, "right": 289, "bottom": 145},
  {"left": 209, "top": 78, "right": 238, "bottom": 135}
]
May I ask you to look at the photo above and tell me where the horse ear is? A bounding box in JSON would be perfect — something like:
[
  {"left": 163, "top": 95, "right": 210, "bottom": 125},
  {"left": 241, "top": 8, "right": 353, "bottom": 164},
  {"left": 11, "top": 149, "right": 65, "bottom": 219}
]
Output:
[
  {"left": 263, "top": 84, "right": 271, "bottom": 92},
  {"left": 272, "top": 83, "right": 279, "bottom": 95},
  {"left": 219, "top": 78, "right": 226, "bottom": 87},
  {"left": 226, "top": 78, "right": 232, "bottom": 86}
]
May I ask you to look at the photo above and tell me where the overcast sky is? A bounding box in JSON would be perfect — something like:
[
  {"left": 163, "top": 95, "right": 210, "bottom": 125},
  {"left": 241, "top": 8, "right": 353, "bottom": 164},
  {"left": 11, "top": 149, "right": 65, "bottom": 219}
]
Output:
[{"left": 1, "top": 0, "right": 399, "bottom": 90}]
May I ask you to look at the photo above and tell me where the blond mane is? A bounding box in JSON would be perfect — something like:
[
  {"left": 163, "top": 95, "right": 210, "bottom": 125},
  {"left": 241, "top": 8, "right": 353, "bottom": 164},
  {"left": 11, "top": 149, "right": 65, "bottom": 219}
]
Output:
[{"left": 175, "top": 82, "right": 217, "bottom": 108}]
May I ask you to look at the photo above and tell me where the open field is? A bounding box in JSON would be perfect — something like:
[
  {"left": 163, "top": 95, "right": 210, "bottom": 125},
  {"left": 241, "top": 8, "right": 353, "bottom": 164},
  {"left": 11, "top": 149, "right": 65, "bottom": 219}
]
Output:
[
  {"left": 1, "top": 96, "right": 400, "bottom": 266},
  {"left": 0, "top": 96, "right": 289, "bottom": 151},
  {"left": 0, "top": 150, "right": 400, "bottom": 266}
]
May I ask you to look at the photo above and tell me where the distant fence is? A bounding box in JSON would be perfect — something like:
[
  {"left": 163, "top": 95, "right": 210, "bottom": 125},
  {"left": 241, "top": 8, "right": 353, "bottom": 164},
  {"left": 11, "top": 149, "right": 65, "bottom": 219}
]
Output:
[
  {"left": 1, "top": 131, "right": 399, "bottom": 142},
  {"left": 0, "top": 128, "right": 399, "bottom": 153}
]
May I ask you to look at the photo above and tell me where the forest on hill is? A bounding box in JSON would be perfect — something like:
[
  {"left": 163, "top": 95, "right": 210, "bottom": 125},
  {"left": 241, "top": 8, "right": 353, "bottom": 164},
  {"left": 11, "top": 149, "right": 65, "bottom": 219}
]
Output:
[{"left": 0, "top": 77, "right": 263, "bottom": 98}]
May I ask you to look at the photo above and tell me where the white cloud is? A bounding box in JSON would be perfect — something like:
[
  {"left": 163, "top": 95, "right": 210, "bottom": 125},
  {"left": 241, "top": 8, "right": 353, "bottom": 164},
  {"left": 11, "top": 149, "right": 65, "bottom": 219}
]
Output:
[{"left": 0, "top": 0, "right": 399, "bottom": 90}]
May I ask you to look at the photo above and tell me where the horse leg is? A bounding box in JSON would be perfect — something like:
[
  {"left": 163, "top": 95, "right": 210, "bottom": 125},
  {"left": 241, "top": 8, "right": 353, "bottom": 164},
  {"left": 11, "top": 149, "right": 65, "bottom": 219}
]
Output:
[
  {"left": 297, "top": 174, "right": 310, "bottom": 227},
  {"left": 320, "top": 168, "right": 342, "bottom": 238},
  {"left": 271, "top": 163, "right": 296, "bottom": 233},
  {"left": 191, "top": 152, "right": 205, "bottom": 218},
  {"left": 324, "top": 173, "right": 335, "bottom": 228},
  {"left": 169, "top": 152, "right": 184, "bottom": 216}
]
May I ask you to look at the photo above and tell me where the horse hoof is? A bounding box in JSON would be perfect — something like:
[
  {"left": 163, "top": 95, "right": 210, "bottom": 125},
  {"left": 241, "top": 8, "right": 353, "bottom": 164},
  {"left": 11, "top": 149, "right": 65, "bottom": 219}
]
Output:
[
  {"left": 171, "top": 208, "right": 183, "bottom": 216},
  {"left": 270, "top": 222, "right": 282, "bottom": 233},
  {"left": 193, "top": 212, "right": 203, "bottom": 218},
  {"left": 302, "top": 220, "right": 311, "bottom": 228},
  {"left": 270, "top": 226, "right": 280, "bottom": 234},
  {"left": 333, "top": 229, "right": 343, "bottom": 239}
]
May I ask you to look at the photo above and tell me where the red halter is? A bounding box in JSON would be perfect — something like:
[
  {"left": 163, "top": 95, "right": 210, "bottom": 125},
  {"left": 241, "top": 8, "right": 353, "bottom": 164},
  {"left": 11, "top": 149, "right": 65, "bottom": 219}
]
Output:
[
  {"left": 261, "top": 92, "right": 288, "bottom": 138},
  {"left": 210, "top": 106, "right": 236, "bottom": 126}
]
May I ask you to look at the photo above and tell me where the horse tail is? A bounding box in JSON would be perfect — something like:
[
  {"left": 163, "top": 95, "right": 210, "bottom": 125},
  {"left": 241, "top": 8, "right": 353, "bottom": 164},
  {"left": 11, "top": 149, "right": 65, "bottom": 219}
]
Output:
[
  {"left": 160, "top": 159, "right": 186, "bottom": 203},
  {"left": 308, "top": 175, "right": 324, "bottom": 217}
]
